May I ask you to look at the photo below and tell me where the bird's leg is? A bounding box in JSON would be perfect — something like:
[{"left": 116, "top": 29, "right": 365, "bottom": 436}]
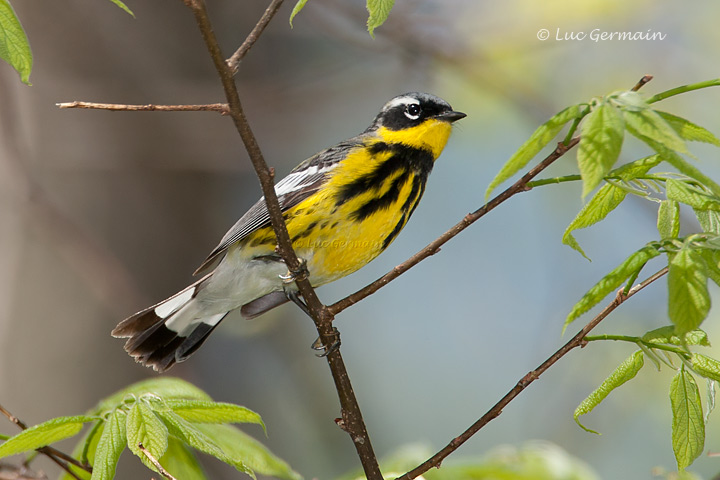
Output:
[
  {"left": 284, "top": 287, "right": 311, "bottom": 317},
  {"left": 279, "top": 257, "right": 309, "bottom": 284}
]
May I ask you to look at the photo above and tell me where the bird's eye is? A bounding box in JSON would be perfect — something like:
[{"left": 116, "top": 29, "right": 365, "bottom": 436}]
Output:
[{"left": 404, "top": 103, "right": 421, "bottom": 120}]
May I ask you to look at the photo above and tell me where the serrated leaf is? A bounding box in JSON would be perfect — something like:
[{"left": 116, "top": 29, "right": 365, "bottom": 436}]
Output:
[
  {"left": 578, "top": 102, "right": 625, "bottom": 197},
  {"left": 691, "top": 354, "right": 720, "bottom": 382},
  {"left": 158, "top": 411, "right": 254, "bottom": 478},
  {"left": 289, "top": 0, "right": 309, "bottom": 26},
  {"left": 700, "top": 249, "right": 720, "bottom": 288},
  {"left": 91, "top": 377, "right": 211, "bottom": 415},
  {"left": 127, "top": 401, "right": 169, "bottom": 472},
  {"left": 486, "top": 104, "right": 582, "bottom": 198},
  {"left": 166, "top": 400, "right": 264, "bottom": 431},
  {"left": 566, "top": 244, "right": 661, "bottom": 326},
  {"left": 160, "top": 438, "right": 208, "bottom": 480},
  {"left": 666, "top": 178, "right": 720, "bottom": 212},
  {"left": 91, "top": 410, "right": 127, "bottom": 480},
  {"left": 657, "top": 111, "right": 720, "bottom": 147},
  {"left": 366, "top": 0, "right": 395, "bottom": 37},
  {"left": 562, "top": 183, "right": 627, "bottom": 259},
  {"left": 0, "top": 415, "right": 95, "bottom": 458},
  {"left": 630, "top": 131, "right": 720, "bottom": 198},
  {"left": 0, "top": 0, "right": 32, "bottom": 84},
  {"left": 59, "top": 422, "right": 103, "bottom": 480},
  {"left": 574, "top": 350, "right": 644, "bottom": 434},
  {"left": 642, "top": 326, "right": 710, "bottom": 347},
  {"left": 624, "top": 108, "right": 689, "bottom": 155},
  {"left": 196, "top": 424, "right": 302, "bottom": 480},
  {"left": 658, "top": 199, "right": 681, "bottom": 239},
  {"left": 668, "top": 248, "right": 710, "bottom": 335},
  {"left": 695, "top": 209, "right": 720, "bottom": 235},
  {"left": 107, "top": 0, "right": 134, "bottom": 17},
  {"left": 670, "top": 369, "right": 705, "bottom": 470},
  {"left": 706, "top": 379, "right": 716, "bottom": 425}
]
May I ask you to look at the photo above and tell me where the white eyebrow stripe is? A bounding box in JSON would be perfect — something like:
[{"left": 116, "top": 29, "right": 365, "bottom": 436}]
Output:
[{"left": 383, "top": 95, "right": 419, "bottom": 112}]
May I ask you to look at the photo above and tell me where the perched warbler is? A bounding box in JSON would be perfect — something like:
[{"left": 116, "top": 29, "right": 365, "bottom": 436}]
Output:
[{"left": 113, "top": 92, "right": 465, "bottom": 371}]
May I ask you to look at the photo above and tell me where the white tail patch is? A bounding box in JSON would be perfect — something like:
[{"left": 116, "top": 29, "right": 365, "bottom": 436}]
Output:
[{"left": 154, "top": 287, "right": 195, "bottom": 318}]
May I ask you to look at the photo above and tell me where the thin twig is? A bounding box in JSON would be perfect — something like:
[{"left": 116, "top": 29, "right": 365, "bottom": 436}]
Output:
[
  {"left": 397, "top": 267, "right": 669, "bottom": 480},
  {"left": 138, "top": 444, "right": 177, "bottom": 480},
  {"left": 329, "top": 136, "right": 581, "bottom": 316},
  {"left": 631, "top": 75, "right": 654, "bottom": 92},
  {"left": 226, "top": 0, "right": 285, "bottom": 74},
  {"left": 56, "top": 101, "right": 229, "bottom": 113},
  {"left": 182, "top": 1, "right": 383, "bottom": 478},
  {"left": 0, "top": 404, "right": 90, "bottom": 480}
]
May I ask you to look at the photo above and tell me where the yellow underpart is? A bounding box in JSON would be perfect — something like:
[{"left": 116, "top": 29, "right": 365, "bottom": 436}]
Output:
[{"left": 240, "top": 117, "right": 455, "bottom": 285}]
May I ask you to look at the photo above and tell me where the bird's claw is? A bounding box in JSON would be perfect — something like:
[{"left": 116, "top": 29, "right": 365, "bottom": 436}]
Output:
[
  {"left": 279, "top": 258, "right": 309, "bottom": 284},
  {"left": 312, "top": 327, "right": 341, "bottom": 357}
]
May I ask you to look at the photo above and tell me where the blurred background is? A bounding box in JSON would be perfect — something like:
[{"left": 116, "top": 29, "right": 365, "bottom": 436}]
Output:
[{"left": 1, "top": 0, "right": 720, "bottom": 478}]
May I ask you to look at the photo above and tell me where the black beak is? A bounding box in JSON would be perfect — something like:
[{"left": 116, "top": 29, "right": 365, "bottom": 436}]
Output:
[{"left": 436, "top": 110, "right": 467, "bottom": 123}]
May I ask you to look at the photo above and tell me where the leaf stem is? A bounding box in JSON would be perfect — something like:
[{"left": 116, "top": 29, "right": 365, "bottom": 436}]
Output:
[
  {"left": 584, "top": 334, "right": 690, "bottom": 358},
  {"left": 646, "top": 78, "right": 720, "bottom": 104}
]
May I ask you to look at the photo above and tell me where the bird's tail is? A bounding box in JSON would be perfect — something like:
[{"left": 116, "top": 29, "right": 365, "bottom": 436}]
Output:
[{"left": 112, "top": 276, "right": 227, "bottom": 372}]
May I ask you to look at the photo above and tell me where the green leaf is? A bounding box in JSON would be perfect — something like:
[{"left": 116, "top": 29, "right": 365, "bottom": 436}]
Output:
[
  {"left": 196, "top": 424, "right": 302, "bottom": 480},
  {"left": 566, "top": 244, "right": 661, "bottom": 326},
  {"left": 624, "top": 108, "right": 689, "bottom": 155},
  {"left": 701, "top": 249, "right": 720, "bottom": 288},
  {"left": 562, "top": 183, "right": 627, "bottom": 259},
  {"left": 107, "top": 0, "right": 134, "bottom": 17},
  {"left": 574, "top": 350, "right": 644, "bottom": 434},
  {"left": 642, "top": 326, "right": 710, "bottom": 347},
  {"left": 0, "top": 415, "right": 95, "bottom": 458},
  {"left": 91, "top": 410, "right": 127, "bottom": 480},
  {"left": 560, "top": 156, "right": 660, "bottom": 258},
  {"left": 158, "top": 411, "right": 254, "bottom": 477},
  {"left": 91, "top": 377, "right": 211, "bottom": 415},
  {"left": 668, "top": 248, "right": 710, "bottom": 335},
  {"left": 695, "top": 209, "right": 720, "bottom": 235},
  {"left": 289, "top": 0, "right": 309, "bottom": 26},
  {"left": 126, "top": 401, "right": 169, "bottom": 472},
  {"left": 59, "top": 422, "right": 103, "bottom": 480},
  {"left": 691, "top": 353, "right": 720, "bottom": 382},
  {"left": 486, "top": 104, "right": 582, "bottom": 198},
  {"left": 658, "top": 200, "right": 681, "bottom": 239},
  {"left": 0, "top": 0, "right": 32, "bottom": 84},
  {"left": 670, "top": 369, "right": 705, "bottom": 470},
  {"left": 666, "top": 178, "right": 720, "bottom": 212},
  {"left": 366, "top": 0, "right": 395, "bottom": 37},
  {"left": 656, "top": 111, "right": 720, "bottom": 147},
  {"left": 578, "top": 102, "right": 625, "bottom": 197},
  {"left": 166, "top": 400, "right": 264, "bottom": 431},
  {"left": 160, "top": 438, "right": 208, "bottom": 480}
]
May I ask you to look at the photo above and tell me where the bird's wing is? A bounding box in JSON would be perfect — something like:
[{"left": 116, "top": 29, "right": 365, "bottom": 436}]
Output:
[{"left": 193, "top": 139, "right": 363, "bottom": 275}]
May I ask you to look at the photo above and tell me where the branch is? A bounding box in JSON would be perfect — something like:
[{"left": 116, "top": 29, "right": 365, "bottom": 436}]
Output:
[
  {"left": 226, "top": 0, "right": 285, "bottom": 74},
  {"left": 138, "top": 444, "right": 177, "bottom": 480},
  {"left": 329, "top": 136, "right": 581, "bottom": 316},
  {"left": 182, "top": 1, "right": 383, "bottom": 478},
  {"left": 56, "top": 101, "right": 229, "bottom": 113},
  {"left": 397, "top": 267, "right": 668, "bottom": 480},
  {"left": 0, "top": 404, "right": 90, "bottom": 480}
]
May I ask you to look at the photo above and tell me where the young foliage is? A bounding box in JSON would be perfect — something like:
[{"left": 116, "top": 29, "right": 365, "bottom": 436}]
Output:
[
  {"left": 1, "top": 377, "right": 298, "bottom": 480},
  {"left": 670, "top": 369, "right": 705, "bottom": 471},
  {"left": 107, "top": 0, "right": 134, "bottom": 17},
  {"left": 668, "top": 246, "right": 710, "bottom": 335},
  {"left": 577, "top": 101, "right": 625, "bottom": 197},
  {"left": 573, "top": 350, "right": 644, "bottom": 433},
  {"left": 0, "top": 0, "right": 32, "bottom": 84},
  {"left": 289, "top": 0, "right": 396, "bottom": 36},
  {"left": 485, "top": 104, "right": 583, "bottom": 198}
]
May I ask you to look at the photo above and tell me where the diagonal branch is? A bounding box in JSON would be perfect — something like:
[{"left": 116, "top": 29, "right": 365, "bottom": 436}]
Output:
[
  {"left": 181, "top": 1, "right": 383, "bottom": 478},
  {"left": 397, "top": 266, "right": 669, "bottom": 480},
  {"left": 227, "top": 0, "right": 285, "bottom": 74},
  {"left": 329, "top": 136, "right": 581, "bottom": 316}
]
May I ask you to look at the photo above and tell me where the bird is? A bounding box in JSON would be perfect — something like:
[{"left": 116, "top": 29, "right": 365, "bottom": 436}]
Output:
[{"left": 112, "top": 92, "right": 466, "bottom": 371}]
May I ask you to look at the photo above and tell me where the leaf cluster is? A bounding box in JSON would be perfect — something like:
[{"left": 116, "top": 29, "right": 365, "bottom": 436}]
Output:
[{"left": 0, "top": 378, "right": 300, "bottom": 480}]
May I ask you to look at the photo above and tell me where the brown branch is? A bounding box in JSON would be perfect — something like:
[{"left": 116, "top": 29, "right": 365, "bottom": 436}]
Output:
[
  {"left": 56, "top": 101, "right": 229, "bottom": 113},
  {"left": 138, "top": 444, "right": 177, "bottom": 480},
  {"left": 227, "top": 0, "right": 285, "bottom": 75},
  {"left": 329, "top": 136, "right": 581, "bottom": 316},
  {"left": 0, "top": 404, "right": 90, "bottom": 480},
  {"left": 182, "top": 1, "right": 383, "bottom": 478},
  {"left": 397, "top": 266, "right": 669, "bottom": 480}
]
